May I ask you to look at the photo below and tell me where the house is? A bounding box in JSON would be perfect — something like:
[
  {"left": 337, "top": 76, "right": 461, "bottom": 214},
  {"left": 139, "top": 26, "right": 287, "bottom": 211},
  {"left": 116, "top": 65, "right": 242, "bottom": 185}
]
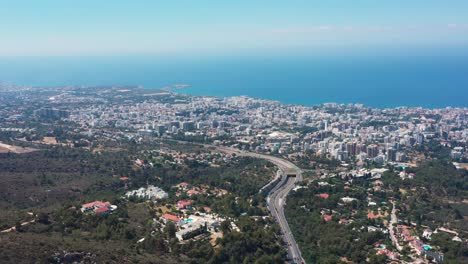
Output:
[
  {"left": 422, "top": 229, "right": 433, "bottom": 239},
  {"left": 316, "top": 193, "right": 330, "bottom": 199},
  {"left": 339, "top": 218, "right": 350, "bottom": 225},
  {"left": 125, "top": 185, "right": 168, "bottom": 200},
  {"left": 187, "top": 189, "right": 200, "bottom": 196},
  {"left": 81, "top": 201, "right": 114, "bottom": 214},
  {"left": 323, "top": 214, "right": 333, "bottom": 221},
  {"left": 176, "top": 220, "right": 207, "bottom": 241},
  {"left": 177, "top": 182, "right": 190, "bottom": 190},
  {"left": 95, "top": 207, "right": 110, "bottom": 214},
  {"left": 377, "top": 249, "right": 399, "bottom": 260},
  {"left": 162, "top": 214, "right": 183, "bottom": 225},
  {"left": 177, "top": 200, "right": 193, "bottom": 210},
  {"left": 367, "top": 212, "right": 379, "bottom": 219},
  {"left": 119, "top": 177, "right": 129, "bottom": 181},
  {"left": 423, "top": 251, "right": 444, "bottom": 263},
  {"left": 341, "top": 197, "right": 357, "bottom": 203},
  {"left": 81, "top": 202, "right": 98, "bottom": 213}
]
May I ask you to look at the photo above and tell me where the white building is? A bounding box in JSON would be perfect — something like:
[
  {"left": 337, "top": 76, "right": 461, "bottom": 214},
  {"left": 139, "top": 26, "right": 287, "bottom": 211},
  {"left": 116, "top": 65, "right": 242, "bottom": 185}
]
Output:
[{"left": 125, "top": 185, "right": 168, "bottom": 200}]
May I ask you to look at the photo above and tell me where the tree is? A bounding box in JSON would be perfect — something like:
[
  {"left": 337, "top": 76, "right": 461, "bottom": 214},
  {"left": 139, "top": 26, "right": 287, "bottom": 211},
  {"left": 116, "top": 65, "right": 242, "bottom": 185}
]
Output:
[
  {"left": 37, "top": 212, "right": 49, "bottom": 224},
  {"left": 96, "top": 222, "right": 110, "bottom": 239},
  {"left": 368, "top": 253, "right": 387, "bottom": 264},
  {"left": 164, "top": 222, "right": 176, "bottom": 239},
  {"left": 220, "top": 220, "right": 231, "bottom": 234},
  {"left": 14, "top": 221, "right": 22, "bottom": 232}
]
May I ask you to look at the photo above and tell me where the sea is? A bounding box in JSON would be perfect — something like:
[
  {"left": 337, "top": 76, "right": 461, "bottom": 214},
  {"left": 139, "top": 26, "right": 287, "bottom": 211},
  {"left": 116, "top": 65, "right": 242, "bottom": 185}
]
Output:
[{"left": 0, "top": 54, "right": 467, "bottom": 108}]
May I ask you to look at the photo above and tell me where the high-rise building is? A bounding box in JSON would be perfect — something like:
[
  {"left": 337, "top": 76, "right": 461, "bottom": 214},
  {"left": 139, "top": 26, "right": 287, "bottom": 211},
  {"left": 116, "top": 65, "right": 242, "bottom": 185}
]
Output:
[
  {"left": 182, "top": 121, "right": 195, "bottom": 131},
  {"left": 416, "top": 133, "right": 424, "bottom": 145},
  {"left": 395, "top": 152, "right": 407, "bottom": 162},
  {"left": 34, "top": 108, "right": 70, "bottom": 119},
  {"left": 366, "top": 144, "right": 379, "bottom": 158},
  {"left": 346, "top": 142, "right": 357, "bottom": 156},
  {"left": 170, "top": 121, "right": 180, "bottom": 128},
  {"left": 386, "top": 147, "right": 396, "bottom": 162},
  {"left": 156, "top": 125, "right": 166, "bottom": 135}
]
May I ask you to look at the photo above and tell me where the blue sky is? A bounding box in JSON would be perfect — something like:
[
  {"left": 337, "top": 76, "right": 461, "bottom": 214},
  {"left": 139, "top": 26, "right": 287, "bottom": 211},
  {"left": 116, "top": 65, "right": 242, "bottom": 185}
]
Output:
[{"left": 1, "top": 0, "right": 467, "bottom": 56}]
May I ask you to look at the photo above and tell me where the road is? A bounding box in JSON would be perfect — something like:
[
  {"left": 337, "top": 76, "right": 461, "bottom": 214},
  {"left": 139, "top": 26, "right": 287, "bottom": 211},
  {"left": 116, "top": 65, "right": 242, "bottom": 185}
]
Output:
[
  {"left": 161, "top": 141, "right": 305, "bottom": 263},
  {"left": 215, "top": 146, "right": 305, "bottom": 263},
  {"left": 389, "top": 201, "right": 403, "bottom": 251}
]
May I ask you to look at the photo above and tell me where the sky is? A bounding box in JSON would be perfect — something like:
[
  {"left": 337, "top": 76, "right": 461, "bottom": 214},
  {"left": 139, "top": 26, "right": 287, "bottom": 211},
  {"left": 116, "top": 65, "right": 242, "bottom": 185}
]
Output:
[{"left": 1, "top": 0, "right": 468, "bottom": 56}]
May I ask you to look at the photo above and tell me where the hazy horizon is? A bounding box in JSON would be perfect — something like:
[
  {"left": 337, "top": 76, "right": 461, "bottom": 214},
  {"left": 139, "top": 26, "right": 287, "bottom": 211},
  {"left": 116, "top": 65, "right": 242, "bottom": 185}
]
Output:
[{"left": 1, "top": 1, "right": 468, "bottom": 57}]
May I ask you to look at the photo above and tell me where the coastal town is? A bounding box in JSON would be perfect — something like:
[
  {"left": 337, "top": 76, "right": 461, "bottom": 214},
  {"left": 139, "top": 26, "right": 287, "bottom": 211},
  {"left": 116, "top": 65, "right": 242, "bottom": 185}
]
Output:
[
  {"left": 2, "top": 84, "right": 466, "bottom": 160},
  {"left": 0, "top": 84, "right": 467, "bottom": 263}
]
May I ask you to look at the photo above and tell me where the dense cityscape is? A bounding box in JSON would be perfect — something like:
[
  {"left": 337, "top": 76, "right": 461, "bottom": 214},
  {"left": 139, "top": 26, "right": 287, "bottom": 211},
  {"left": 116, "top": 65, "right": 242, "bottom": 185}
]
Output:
[{"left": 0, "top": 84, "right": 466, "bottom": 263}]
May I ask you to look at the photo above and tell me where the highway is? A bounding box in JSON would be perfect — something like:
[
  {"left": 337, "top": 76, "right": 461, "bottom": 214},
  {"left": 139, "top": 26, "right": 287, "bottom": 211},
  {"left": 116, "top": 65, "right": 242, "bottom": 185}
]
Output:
[
  {"left": 162, "top": 141, "right": 305, "bottom": 263},
  {"left": 216, "top": 146, "right": 305, "bottom": 264}
]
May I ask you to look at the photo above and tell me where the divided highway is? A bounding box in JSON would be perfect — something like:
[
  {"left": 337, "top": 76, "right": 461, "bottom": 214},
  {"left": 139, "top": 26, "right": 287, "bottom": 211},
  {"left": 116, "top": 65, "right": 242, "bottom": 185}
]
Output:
[
  {"left": 216, "top": 147, "right": 305, "bottom": 264},
  {"left": 165, "top": 141, "right": 305, "bottom": 263}
]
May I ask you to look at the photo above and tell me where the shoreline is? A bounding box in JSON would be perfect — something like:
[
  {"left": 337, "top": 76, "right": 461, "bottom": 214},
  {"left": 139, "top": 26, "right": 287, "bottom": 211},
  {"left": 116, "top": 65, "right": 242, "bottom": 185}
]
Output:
[
  {"left": 2, "top": 80, "right": 466, "bottom": 110},
  {"left": 159, "top": 86, "right": 467, "bottom": 110}
]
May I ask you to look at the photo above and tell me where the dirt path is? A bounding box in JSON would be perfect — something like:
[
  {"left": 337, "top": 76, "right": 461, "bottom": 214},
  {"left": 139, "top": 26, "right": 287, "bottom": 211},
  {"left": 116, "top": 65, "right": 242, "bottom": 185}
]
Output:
[
  {"left": 1, "top": 219, "right": 35, "bottom": 233},
  {"left": 0, "top": 142, "right": 37, "bottom": 153}
]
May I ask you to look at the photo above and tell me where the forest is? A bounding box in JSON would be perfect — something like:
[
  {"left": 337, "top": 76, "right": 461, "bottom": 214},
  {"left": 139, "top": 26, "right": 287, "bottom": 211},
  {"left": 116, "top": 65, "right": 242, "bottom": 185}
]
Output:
[{"left": 0, "top": 141, "right": 285, "bottom": 263}]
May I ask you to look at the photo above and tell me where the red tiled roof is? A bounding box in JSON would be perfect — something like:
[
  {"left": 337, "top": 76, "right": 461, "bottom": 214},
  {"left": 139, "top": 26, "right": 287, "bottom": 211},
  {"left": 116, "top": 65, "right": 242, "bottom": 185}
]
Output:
[
  {"left": 177, "top": 200, "right": 193, "bottom": 209},
  {"left": 82, "top": 202, "right": 97, "bottom": 208},
  {"left": 95, "top": 207, "right": 110, "bottom": 214},
  {"left": 323, "top": 215, "right": 333, "bottom": 221},
  {"left": 316, "top": 193, "right": 330, "bottom": 199},
  {"left": 119, "top": 177, "right": 129, "bottom": 181},
  {"left": 187, "top": 189, "right": 199, "bottom": 195},
  {"left": 178, "top": 200, "right": 193, "bottom": 206},
  {"left": 162, "top": 214, "right": 180, "bottom": 222},
  {"left": 82, "top": 200, "right": 110, "bottom": 209},
  {"left": 95, "top": 201, "right": 110, "bottom": 208},
  {"left": 367, "top": 213, "right": 379, "bottom": 219}
]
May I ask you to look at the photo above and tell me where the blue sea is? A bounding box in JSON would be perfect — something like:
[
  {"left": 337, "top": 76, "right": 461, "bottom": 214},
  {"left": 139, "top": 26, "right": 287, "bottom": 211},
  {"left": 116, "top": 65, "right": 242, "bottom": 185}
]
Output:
[{"left": 0, "top": 54, "right": 467, "bottom": 108}]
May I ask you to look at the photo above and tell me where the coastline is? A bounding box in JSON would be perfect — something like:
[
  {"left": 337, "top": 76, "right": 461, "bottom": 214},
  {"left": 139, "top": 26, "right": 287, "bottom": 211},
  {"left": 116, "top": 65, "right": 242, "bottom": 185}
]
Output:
[
  {"left": 160, "top": 85, "right": 467, "bottom": 110},
  {"left": 1, "top": 55, "right": 468, "bottom": 109}
]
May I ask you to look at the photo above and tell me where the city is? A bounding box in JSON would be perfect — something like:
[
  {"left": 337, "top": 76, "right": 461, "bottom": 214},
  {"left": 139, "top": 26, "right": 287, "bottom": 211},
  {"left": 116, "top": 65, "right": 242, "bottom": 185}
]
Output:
[{"left": 0, "top": 84, "right": 466, "bottom": 263}]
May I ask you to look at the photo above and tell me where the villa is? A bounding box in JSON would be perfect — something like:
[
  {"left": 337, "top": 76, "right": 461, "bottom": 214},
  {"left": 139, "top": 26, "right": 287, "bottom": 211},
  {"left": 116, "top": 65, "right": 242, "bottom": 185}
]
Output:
[{"left": 81, "top": 201, "right": 115, "bottom": 214}]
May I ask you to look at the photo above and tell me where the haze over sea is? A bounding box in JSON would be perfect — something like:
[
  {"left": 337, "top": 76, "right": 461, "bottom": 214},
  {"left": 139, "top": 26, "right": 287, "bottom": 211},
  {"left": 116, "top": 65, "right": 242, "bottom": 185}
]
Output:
[{"left": 1, "top": 53, "right": 467, "bottom": 109}]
